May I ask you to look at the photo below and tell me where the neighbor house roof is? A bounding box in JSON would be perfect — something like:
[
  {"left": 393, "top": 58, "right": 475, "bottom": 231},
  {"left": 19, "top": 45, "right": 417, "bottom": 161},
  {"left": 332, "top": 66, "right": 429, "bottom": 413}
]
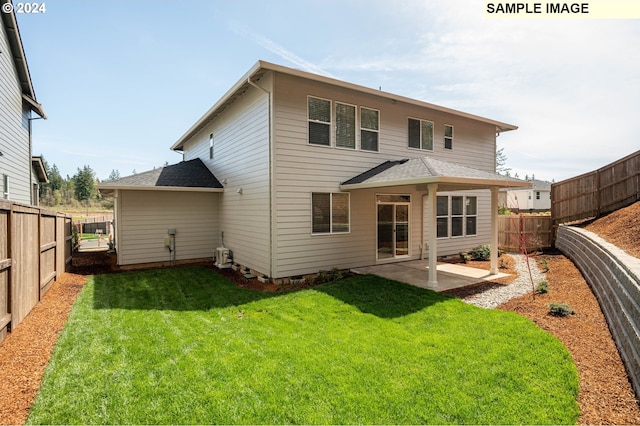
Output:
[
  {"left": 340, "top": 156, "right": 531, "bottom": 191},
  {"left": 31, "top": 156, "right": 48, "bottom": 183},
  {"left": 0, "top": 5, "right": 46, "bottom": 119},
  {"left": 98, "top": 158, "right": 224, "bottom": 195},
  {"left": 170, "top": 60, "right": 518, "bottom": 152},
  {"left": 499, "top": 179, "right": 552, "bottom": 192}
]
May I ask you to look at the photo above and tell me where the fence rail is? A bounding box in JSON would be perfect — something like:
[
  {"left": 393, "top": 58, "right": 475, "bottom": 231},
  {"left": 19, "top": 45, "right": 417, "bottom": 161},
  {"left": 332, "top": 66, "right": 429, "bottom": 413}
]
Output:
[
  {"left": 551, "top": 150, "right": 640, "bottom": 228},
  {"left": 0, "top": 200, "right": 72, "bottom": 344},
  {"left": 498, "top": 215, "right": 553, "bottom": 252}
]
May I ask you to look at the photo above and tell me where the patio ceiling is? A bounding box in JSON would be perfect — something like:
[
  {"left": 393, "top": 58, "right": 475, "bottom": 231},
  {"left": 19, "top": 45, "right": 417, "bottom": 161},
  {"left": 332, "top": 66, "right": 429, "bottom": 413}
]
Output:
[{"left": 340, "top": 156, "right": 531, "bottom": 192}]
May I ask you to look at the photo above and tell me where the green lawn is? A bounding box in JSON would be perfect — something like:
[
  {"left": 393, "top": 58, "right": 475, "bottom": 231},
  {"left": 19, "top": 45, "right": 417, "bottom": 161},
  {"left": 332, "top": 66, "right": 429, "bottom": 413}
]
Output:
[{"left": 28, "top": 267, "right": 579, "bottom": 425}]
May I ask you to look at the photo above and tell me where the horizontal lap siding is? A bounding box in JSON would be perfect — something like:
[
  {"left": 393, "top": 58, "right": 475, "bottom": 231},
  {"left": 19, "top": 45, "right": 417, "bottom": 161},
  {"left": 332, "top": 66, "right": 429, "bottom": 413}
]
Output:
[
  {"left": 0, "top": 23, "right": 31, "bottom": 204},
  {"left": 271, "top": 73, "right": 495, "bottom": 277},
  {"left": 182, "top": 80, "right": 271, "bottom": 275},
  {"left": 118, "top": 191, "right": 219, "bottom": 265}
]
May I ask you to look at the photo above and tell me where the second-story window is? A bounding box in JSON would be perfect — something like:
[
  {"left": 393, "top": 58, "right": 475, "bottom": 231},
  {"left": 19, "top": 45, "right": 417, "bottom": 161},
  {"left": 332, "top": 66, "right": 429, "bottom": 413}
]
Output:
[
  {"left": 361, "top": 107, "right": 379, "bottom": 152},
  {"left": 408, "top": 118, "right": 433, "bottom": 150},
  {"left": 209, "top": 133, "right": 214, "bottom": 159},
  {"left": 308, "top": 96, "right": 331, "bottom": 146},
  {"left": 336, "top": 102, "right": 356, "bottom": 149},
  {"left": 444, "top": 124, "right": 453, "bottom": 150}
]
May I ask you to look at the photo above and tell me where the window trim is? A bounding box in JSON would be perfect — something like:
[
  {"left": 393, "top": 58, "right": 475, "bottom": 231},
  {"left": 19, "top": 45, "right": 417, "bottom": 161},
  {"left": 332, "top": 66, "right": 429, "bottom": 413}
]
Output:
[
  {"left": 2, "top": 174, "right": 8, "bottom": 199},
  {"left": 436, "top": 195, "right": 477, "bottom": 239},
  {"left": 408, "top": 117, "right": 434, "bottom": 151},
  {"left": 444, "top": 124, "right": 453, "bottom": 150},
  {"left": 360, "top": 106, "right": 380, "bottom": 152},
  {"left": 311, "top": 192, "right": 351, "bottom": 235},
  {"left": 307, "top": 95, "right": 332, "bottom": 147},
  {"left": 335, "top": 101, "right": 357, "bottom": 150}
]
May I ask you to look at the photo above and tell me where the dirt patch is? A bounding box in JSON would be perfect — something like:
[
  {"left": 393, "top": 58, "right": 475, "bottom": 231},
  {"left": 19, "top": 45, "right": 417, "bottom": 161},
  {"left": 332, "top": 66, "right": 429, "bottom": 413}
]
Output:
[{"left": 583, "top": 201, "right": 640, "bottom": 258}]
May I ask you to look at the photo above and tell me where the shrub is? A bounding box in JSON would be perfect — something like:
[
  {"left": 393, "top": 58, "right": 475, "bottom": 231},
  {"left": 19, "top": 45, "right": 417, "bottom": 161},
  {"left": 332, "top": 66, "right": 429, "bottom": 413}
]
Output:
[
  {"left": 469, "top": 245, "right": 491, "bottom": 261},
  {"left": 539, "top": 258, "right": 550, "bottom": 273},
  {"left": 312, "top": 268, "right": 344, "bottom": 285},
  {"left": 535, "top": 280, "right": 549, "bottom": 294},
  {"left": 549, "top": 303, "right": 574, "bottom": 317},
  {"left": 328, "top": 267, "right": 344, "bottom": 281}
]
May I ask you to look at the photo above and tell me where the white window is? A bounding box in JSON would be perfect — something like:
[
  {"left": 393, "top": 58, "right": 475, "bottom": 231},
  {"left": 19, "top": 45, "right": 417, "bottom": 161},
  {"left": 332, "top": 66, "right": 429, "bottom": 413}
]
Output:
[
  {"left": 312, "top": 192, "right": 350, "bottom": 234},
  {"left": 308, "top": 96, "right": 331, "bottom": 146},
  {"left": 436, "top": 196, "right": 449, "bottom": 238},
  {"left": 335, "top": 102, "right": 356, "bottom": 149},
  {"left": 408, "top": 118, "right": 433, "bottom": 150},
  {"left": 536, "top": 191, "right": 541, "bottom": 200},
  {"left": 437, "top": 195, "right": 477, "bottom": 238},
  {"left": 209, "top": 133, "right": 214, "bottom": 159},
  {"left": 444, "top": 124, "right": 453, "bottom": 150},
  {"left": 466, "top": 197, "right": 477, "bottom": 236},
  {"left": 451, "top": 196, "right": 464, "bottom": 237},
  {"left": 361, "top": 107, "right": 379, "bottom": 152},
  {"left": 2, "top": 174, "right": 8, "bottom": 199}
]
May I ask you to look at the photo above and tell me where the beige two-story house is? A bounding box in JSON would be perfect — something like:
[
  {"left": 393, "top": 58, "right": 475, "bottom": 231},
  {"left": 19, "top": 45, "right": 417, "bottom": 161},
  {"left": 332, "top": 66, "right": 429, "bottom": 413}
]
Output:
[{"left": 100, "top": 61, "right": 528, "bottom": 287}]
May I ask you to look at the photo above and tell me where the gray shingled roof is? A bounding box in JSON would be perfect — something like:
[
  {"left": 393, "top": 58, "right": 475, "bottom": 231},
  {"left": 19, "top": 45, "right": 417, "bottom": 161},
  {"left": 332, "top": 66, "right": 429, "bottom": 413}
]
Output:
[
  {"left": 341, "top": 156, "right": 530, "bottom": 190},
  {"left": 99, "top": 158, "right": 223, "bottom": 193}
]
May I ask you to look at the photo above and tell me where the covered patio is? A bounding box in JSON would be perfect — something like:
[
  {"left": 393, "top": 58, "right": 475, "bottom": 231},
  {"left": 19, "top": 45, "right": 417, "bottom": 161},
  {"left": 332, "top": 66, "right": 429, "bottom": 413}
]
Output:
[
  {"left": 341, "top": 156, "right": 530, "bottom": 289},
  {"left": 351, "top": 260, "right": 510, "bottom": 292}
]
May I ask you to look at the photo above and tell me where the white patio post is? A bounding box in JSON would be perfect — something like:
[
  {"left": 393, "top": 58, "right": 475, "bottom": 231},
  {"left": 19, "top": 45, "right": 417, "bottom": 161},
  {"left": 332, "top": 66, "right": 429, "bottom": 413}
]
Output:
[
  {"left": 490, "top": 186, "right": 499, "bottom": 275},
  {"left": 427, "top": 183, "right": 438, "bottom": 289}
]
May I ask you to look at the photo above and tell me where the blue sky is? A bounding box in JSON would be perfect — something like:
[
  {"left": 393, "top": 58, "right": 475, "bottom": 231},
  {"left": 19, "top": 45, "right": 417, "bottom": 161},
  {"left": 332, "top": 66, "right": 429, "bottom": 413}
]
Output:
[{"left": 16, "top": 0, "right": 640, "bottom": 182}]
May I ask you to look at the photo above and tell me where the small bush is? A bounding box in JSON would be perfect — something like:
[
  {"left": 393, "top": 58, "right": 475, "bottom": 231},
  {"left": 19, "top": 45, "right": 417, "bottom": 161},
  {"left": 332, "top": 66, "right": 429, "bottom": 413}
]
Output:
[
  {"left": 469, "top": 245, "right": 491, "bottom": 261},
  {"left": 535, "top": 280, "right": 549, "bottom": 294},
  {"left": 312, "top": 268, "right": 344, "bottom": 285},
  {"left": 539, "top": 258, "right": 550, "bottom": 273},
  {"left": 328, "top": 267, "right": 343, "bottom": 281},
  {"left": 549, "top": 303, "right": 574, "bottom": 317}
]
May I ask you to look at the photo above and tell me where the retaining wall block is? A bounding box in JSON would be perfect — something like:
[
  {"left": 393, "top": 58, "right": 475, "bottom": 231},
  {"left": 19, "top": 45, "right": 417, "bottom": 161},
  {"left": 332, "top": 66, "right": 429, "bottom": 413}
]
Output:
[{"left": 556, "top": 225, "right": 640, "bottom": 400}]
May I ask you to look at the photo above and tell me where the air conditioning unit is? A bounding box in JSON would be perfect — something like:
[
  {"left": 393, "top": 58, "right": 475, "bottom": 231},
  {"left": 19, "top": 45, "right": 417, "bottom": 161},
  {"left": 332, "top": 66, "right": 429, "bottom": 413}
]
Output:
[{"left": 215, "top": 247, "right": 231, "bottom": 269}]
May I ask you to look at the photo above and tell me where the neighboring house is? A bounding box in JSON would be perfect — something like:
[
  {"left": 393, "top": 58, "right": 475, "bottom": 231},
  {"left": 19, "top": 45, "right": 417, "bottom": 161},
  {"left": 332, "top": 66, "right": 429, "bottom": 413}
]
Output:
[
  {"left": 99, "top": 61, "right": 529, "bottom": 288},
  {"left": 0, "top": 4, "right": 47, "bottom": 205},
  {"left": 499, "top": 179, "right": 551, "bottom": 212}
]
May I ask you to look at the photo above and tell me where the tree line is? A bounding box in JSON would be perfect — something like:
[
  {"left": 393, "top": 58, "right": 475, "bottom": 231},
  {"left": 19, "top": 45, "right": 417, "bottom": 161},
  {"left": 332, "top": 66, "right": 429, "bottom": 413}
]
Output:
[{"left": 38, "top": 157, "right": 120, "bottom": 209}]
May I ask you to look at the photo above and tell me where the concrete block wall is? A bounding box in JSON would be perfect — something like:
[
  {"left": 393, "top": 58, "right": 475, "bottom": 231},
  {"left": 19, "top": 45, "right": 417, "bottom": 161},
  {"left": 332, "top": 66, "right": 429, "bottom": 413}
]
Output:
[{"left": 556, "top": 225, "right": 640, "bottom": 399}]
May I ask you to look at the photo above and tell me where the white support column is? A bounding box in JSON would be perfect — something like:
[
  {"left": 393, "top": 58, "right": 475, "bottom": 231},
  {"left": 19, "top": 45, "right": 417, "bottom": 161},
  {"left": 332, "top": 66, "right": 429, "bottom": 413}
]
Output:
[
  {"left": 427, "top": 183, "right": 438, "bottom": 289},
  {"left": 490, "top": 186, "right": 499, "bottom": 275}
]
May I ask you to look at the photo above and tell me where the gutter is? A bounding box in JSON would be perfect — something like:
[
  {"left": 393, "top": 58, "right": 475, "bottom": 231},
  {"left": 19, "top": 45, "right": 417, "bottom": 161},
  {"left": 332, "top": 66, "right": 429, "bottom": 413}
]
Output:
[{"left": 246, "top": 75, "right": 274, "bottom": 279}]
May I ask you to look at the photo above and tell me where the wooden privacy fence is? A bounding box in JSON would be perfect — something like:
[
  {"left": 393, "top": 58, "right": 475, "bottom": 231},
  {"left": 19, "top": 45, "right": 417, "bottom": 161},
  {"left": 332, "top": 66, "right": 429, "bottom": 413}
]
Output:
[
  {"left": 551, "top": 150, "right": 640, "bottom": 227},
  {"left": 498, "top": 215, "right": 553, "bottom": 253},
  {"left": 0, "top": 200, "right": 72, "bottom": 344}
]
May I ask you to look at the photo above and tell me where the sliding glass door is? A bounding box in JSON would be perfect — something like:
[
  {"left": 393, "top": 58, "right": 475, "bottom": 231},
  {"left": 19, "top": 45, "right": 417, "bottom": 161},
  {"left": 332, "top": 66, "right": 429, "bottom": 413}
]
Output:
[{"left": 377, "top": 195, "right": 410, "bottom": 260}]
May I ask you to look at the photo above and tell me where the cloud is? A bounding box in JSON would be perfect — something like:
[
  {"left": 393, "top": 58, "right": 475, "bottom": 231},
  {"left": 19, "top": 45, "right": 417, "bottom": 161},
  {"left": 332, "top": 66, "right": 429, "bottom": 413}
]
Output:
[
  {"left": 228, "top": 20, "right": 335, "bottom": 78},
  {"left": 321, "top": 0, "right": 640, "bottom": 181}
]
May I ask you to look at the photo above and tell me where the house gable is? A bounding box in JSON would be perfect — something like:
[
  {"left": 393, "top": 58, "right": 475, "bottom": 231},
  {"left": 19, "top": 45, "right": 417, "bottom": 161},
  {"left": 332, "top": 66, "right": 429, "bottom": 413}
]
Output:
[{"left": 0, "top": 9, "right": 45, "bottom": 205}]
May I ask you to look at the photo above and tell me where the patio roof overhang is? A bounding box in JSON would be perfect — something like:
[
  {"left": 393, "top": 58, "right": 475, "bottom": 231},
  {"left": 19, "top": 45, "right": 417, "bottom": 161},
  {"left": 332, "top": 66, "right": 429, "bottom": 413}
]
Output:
[
  {"left": 339, "top": 157, "right": 531, "bottom": 192},
  {"left": 339, "top": 156, "right": 530, "bottom": 290}
]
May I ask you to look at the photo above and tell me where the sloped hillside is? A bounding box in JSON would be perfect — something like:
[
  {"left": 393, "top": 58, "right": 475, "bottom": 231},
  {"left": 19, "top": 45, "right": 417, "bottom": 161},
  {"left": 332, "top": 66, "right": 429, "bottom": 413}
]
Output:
[{"left": 584, "top": 201, "right": 640, "bottom": 258}]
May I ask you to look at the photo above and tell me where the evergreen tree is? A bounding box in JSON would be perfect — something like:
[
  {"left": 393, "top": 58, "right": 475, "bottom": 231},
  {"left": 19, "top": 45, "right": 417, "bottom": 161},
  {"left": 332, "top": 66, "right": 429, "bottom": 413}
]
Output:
[
  {"left": 107, "top": 169, "right": 121, "bottom": 181},
  {"left": 496, "top": 147, "right": 510, "bottom": 174},
  {"left": 73, "top": 165, "right": 96, "bottom": 202}
]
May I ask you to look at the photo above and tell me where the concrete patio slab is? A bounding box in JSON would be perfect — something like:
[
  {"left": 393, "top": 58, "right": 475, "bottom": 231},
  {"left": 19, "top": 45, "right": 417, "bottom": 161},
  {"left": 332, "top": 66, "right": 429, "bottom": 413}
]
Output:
[{"left": 351, "top": 260, "right": 510, "bottom": 292}]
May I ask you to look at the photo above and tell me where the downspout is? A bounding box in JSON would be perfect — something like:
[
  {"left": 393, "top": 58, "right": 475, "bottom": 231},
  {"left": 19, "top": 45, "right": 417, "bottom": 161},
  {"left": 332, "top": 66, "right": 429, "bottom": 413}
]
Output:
[
  {"left": 27, "top": 114, "right": 45, "bottom": 205},
  {"left": 247, "top": 77, "right": 273, "bottom": 279}
]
